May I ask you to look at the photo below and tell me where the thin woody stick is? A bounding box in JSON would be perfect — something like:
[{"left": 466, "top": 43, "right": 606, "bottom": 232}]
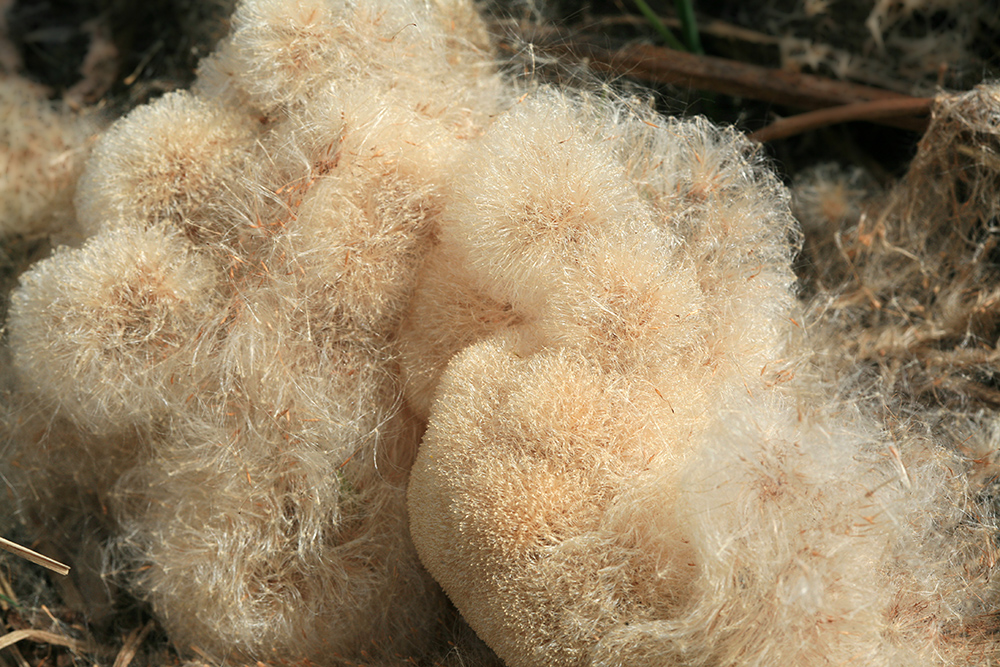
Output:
[
  {"left": 494, "top": 23, "right": 930, "bottom": 133},
  {"left": 749, "top": 97, "right": 934, "bottom": 142},
  {"left": 0, "top": 537, "right": 70, "bottom": 576}
]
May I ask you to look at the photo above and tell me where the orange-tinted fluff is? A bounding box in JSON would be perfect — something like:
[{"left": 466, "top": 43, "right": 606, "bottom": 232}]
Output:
[
  {"left": 74, "top": 91, "right": 259, "bottom": 239},
  {"left": 405, "top": 90, "right": 800, "bottom": 666}
]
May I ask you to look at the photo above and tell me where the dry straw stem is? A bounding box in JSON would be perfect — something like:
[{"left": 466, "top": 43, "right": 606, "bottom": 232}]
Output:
[
  {"left": 110, "top": 620, "right": 155, "bottom": 667},
  {"left": 0, "top": 629, "right": 93, "bottom": 654},
  {"left": 0, "top": 537, "right": 69, "bottom": 576},
  {"left": 797, "top": 82, "right": 1000, "bottom": 411},
  {"left": 586, "top": 12, "right": 788, "bottom": 47}
]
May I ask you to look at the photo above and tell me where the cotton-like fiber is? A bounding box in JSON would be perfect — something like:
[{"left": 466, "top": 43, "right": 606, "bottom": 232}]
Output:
[
  {"left": 405, "top": 86, "right": 1000, "bottom": 667},
  {"left": 398, "top": 246, "right": 531, "bottom": 421},
  {"left": 115, "top": 404, "right": 442, "bottom": 664},
  {"left": 622, "top": 114, "right": 801, "bottom": 374},
  {"left": 607, "top": 392, "right": 997, "bottom": 667},
  {"left": 3, "top": 0, "right": 499, "bottom": 661},
  {"left": 409, "top": 338, "right": 693, "bottom": 666},
  {"left": 7, "top": 0, "right": 1000, "bottom": 664},
  {"left": 8, "top": 224, "right": 222, "bottom": 431},
  {"left": 74, "top": 90, "right": 258, "bottom": 237},
  {"left": 225, "top": 0, "right": 496, "bottom": 112},
  {"left": 439, "top": 91, "right": 663, "bottom": 313},
  {"left": 0, "top": 76, "right": 98, "bottom": 238}
]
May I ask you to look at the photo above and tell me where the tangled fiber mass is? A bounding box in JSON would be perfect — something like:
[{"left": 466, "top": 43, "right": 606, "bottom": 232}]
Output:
[{"left": 3, "top": 0, "right": 1000, "bottom": 666}]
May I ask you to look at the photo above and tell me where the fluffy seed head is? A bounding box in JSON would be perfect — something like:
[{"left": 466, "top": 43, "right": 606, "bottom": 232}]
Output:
[
  {"left": 226, "top": 0, "right": 496, "bottom": 112},
  {"left": 0, "top": 76, "right": 97, "bottom": 238},
  {"left": 398, "top": 246, "right": 529, "bottom": 420},
  {"left": 75, "top": 90, "right": 258, "bottom": 237},
  {"left": 440, "top": 90, "right": 663, "bottom": 313},
  {"left": 118, "top": 407, "right": 443, "bottom": 664},
  {"left": 9, "top": 224, "right": 222, "bottom": 430},
  {"left": 409, "top": 338, "right": 692, "bottom": 667}
]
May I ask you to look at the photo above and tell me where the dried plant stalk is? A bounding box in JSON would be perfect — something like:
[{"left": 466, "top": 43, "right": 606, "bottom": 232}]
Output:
[{"left": 0, "top": 537, "right": 70, "bottom": 576}]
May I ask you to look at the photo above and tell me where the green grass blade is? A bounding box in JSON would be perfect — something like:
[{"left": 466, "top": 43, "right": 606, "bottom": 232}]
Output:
[
  {"left": 632, "top": 0, "right": 687, "bottom": 51},
  {"left": 674, "top": 0, "right": 704, "bottom": 53}
]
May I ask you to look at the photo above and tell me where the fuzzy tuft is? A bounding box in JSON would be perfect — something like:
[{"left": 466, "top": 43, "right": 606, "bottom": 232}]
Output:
[
  {"left": 6, "top": 2, "right": 1000, "bottom": 665},
  {"left": 74, "top": 90, "right": 259, "bottom": 238},
  {"left": 9, "top": 224, "right": 221, "bottom": 430},
  {"left": 0, "top": 76, "right": 98, "bottom": 239}
]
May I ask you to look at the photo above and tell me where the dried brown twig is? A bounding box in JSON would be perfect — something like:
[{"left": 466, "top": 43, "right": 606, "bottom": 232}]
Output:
[
  {"left": 749, "top": 97, "right": 934, "bottom": 142},
  {"left": 493, "top": 22, "right": 931, "bottom": 136}
]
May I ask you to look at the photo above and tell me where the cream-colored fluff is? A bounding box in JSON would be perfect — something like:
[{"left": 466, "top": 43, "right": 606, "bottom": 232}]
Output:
[
  {"left": 590, "top": 391, "right": 988, "bottom": 667},
  {"left": 409, "top": 338, "right": 693, "bottom": 665},
  {"left": 74, "top": 91, "right": 259, "bottom": 238},
  {"left": 0, "top": 76, "right": 97, "bottom": 239},
  {"left": 405, "top": 88, "right": 1000, "bottom": 667},
  {"left": 8, "top": 224, "right": 222, "bottom": 430},
  {"left": 399, "top": 90, "right": 799, "bottom": 430},
  {"left": 4, "top": 0, "right": 499, "bottom": 663},
  {"left": 6, "top": 0, "right": 1000, "bottom": 664},
  {"left": 224, "top": 0, "right": 497, "bottom": 113},
  {"left": 405, "top": 91, "right": 798, "bottom": 667},
  {"left": 439, "top": 93, "right": 666, "bottom": 313},
  {"left": 399, "top": 246, "right": 530, "bottom": 420},
  {"left": 116, "top": 404, "right": 439, "bottom": 663},
  {"left": 414, "top": 342, "right": 974, "bottom": 666}
]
